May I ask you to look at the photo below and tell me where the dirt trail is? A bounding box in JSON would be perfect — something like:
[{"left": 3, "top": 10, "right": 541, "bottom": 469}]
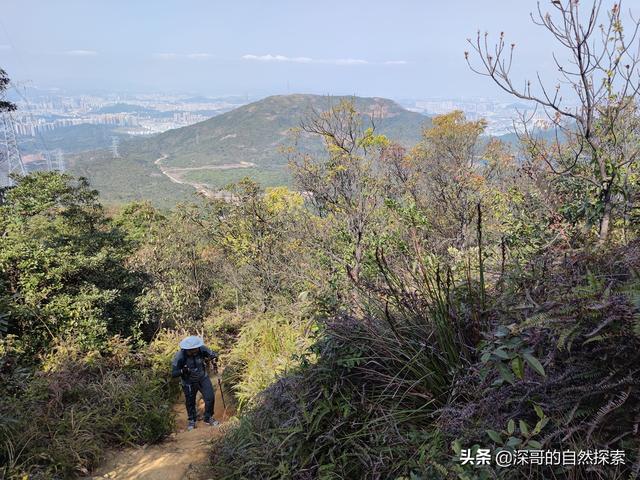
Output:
[
  {"left": 87, "top": 379, "right": 232, "bottom": 480},
  {"left": 154, "top": 154, "right": 255, "bottom": 198}
]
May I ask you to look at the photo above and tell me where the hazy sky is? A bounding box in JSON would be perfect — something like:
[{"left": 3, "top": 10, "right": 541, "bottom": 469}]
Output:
[{"left": 0, "top": 1, "right": 622, "bottom": 99}]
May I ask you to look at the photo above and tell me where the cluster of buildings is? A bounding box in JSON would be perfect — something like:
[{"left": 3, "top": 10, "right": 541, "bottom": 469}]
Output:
[
  {"left": 12, "top": 91, "right": 247, "bottom": 138},
  {"left": 13, "top": 113, "right": 139, "bottom": 136},
  {"left": 172, "top": 111, "right": 208, "bottom": 125},
  {"left": 401, "top": 98, "right": 553, "bottom": 136}
]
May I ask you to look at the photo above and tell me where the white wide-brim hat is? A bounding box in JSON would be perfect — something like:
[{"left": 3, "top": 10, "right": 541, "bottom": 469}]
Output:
[{"left": 179, "top": 336, "right": 204, "bottom": 349}]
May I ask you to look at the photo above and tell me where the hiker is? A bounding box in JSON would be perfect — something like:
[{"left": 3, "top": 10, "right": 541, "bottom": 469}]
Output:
[{"left": 171, "top": 336, "right": 220, "bottom": 430}]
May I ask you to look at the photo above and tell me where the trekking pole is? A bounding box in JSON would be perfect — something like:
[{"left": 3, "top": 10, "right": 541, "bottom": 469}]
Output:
[
  {"left": 217, "top": 377, "right": 227, "bottom": 411},
  {"left": 209, "top": 358, "right": 227, "bottom": 412}
]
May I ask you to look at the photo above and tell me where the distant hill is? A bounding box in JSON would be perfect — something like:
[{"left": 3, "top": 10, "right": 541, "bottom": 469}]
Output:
[
  {"left": 131, "top": 94, "right": 430, "bottom": 169},
  {"left": 68, "top": 94, "right": 431, "bottom": 207},
  {"left": 497, "top": 127, "right": 564, "bottom": 147}
]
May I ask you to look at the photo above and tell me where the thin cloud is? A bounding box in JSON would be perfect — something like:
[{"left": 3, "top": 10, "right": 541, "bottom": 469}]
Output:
[
  {"left": 154, "top": 52, "right": 214, "bottom": 60},
  {"left": 332, "top": 58, "right": 368, "bottom": 65},
  {"left": 0, "top": 45, "right": 11, "bottom": 51},
  {"left": 186, "top": 53, "right": 213, "bottom": 59},
  {"left": 242, "top": 54, "right": 369, "bottom": 65},
  {"left": 242, "top": 54, "right": 407, "bottom": 66},
  {"left": 64, "top": 50, "right": 98, "bottom": 56},
  {"left": 242, "top": 54, "right": 314, "bottom": 63},
  {"left": 154, "top": 53, "right": 179, "bottom": 60}
]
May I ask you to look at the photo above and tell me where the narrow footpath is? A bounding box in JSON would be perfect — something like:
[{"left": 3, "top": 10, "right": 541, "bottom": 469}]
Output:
[{"left": 87, "top": 381, "right": 232, "bottom": 480}]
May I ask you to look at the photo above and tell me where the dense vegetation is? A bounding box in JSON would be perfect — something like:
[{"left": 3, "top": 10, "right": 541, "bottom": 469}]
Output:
[
  {"left": 0, "top": 173, "right": 182, "bottom": 478},
  {"left": 2, "top": 2, "right": 640, "bottom": 479},
  {"left": 205, "top": 94, "right": 640, "bottom": 479},
  {"left": 66, "top": 147, "right": 196, "bottom": 208}
]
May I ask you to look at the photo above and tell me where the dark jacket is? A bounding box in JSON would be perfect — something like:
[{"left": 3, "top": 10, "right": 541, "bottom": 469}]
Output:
[{"left": 171, "top": 346, "right": 218, "bottom": 384}]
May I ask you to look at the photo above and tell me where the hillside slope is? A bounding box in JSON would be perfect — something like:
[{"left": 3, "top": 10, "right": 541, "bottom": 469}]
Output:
[
  {"left": 134, "top": 94, "right": 429, "bottom": 169},
  {"left": 68, "top": 94, "right": 430, "bottom": 206}
]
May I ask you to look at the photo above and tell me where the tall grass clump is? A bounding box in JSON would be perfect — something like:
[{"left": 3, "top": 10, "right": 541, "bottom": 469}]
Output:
[{"left": 222, "top": 307, "right": 315, "bottom": 410}]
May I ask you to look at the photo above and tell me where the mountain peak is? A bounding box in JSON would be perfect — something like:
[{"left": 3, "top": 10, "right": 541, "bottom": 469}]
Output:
[{"left": 251, "top": 93, "right": 407, "bottom": 118}]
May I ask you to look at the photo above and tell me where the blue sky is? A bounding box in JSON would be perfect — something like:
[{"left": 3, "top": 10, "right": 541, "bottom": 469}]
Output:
[{"left": 0, "top": 1, "right": 616, "bottom": 99}]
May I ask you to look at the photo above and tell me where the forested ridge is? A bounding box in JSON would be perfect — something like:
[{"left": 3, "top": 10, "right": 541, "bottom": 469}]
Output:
[{"left": 2, "top": 2, "right": 640, "bottom": 479}]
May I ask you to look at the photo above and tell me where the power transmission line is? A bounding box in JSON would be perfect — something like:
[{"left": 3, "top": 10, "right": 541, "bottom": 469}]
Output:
[
  {"left": 11, "top": 82, "right": 55, "bottom": 162},
  {"left": 8, "top": 82, "right": 68, "bottom": 175}
]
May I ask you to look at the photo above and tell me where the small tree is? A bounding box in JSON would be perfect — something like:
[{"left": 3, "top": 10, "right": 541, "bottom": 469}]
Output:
[
  {"left": 211, "top": 179, "right": 308, "bottom": 307},
  {"left": 0, "top": 172, "right": 142, "bottom": 354},
  {"left": 466, "top": 0, "right": 640, "bottom": 242},
  {"left": 408, "top": 111, "right": 490, "bottom": 250},
  {"left": 291, "top": 99, "right": 389, "bottom": 284}
]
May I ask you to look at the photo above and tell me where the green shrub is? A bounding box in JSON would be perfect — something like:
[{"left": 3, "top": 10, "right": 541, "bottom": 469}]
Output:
[
  {"left": 0, "top": 336, "right": 178, "bottom": 479},
  {"left": 0, "top": 172, "right": 144, "bottom": 357},
  {"left": 438, "top": 246, "right": 640, "bottom": 480}
]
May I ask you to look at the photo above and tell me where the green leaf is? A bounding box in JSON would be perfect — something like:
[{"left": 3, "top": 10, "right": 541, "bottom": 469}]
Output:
[
  {"left": 486, "top": 430, "right": 503, "bottom": 444},
  {"left": 533, "top": 404, "right": 544, "bottom": 419},
  {"left": 528, "top": 440, "right": 542, "bottom": 449},
  {"left": 506, "top": 436, "right": 521, "bottom": 448},
  {"left": 495, "top": 326, "right": 509, "bottom": 337},
  {"left": 506, "top": 337, "right": 523, "bottom": 348},
  {"left": 582, "top": 335, "right": 605, "bottom": 345},
  {"left": 510, "top": 356, "right": 524, "bottom": 379},
  {"left": 452, "top": 439, "right": 462, "bottom": 455},
  {"left": 532, "top": 417, "right": 549, "bottom": 435},
  {"left": 492, "top": 348, "right": 511, "bottom": 360},
  {"left": 496, "top": 362, "right": 516, "bottom": 385},
  {"left": 519, "top": 420, "right": 530, "bottom": 436},
  {"left": 507, "top": 419, "right": 515, "bottom": 435},
  {"left": 523, "top": 353, "right": 546, "bottom": 377}
]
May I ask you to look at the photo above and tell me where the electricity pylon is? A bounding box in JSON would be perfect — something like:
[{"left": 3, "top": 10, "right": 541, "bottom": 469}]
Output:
[
  {"left": 0, "top": 112, "right": 26, "bottom": 187},
  {"left": 54, "top": 149, "right": 65, "bottom": 172},
  {"left": 111, "top": 136, "right": 120, "bottom": 158}
]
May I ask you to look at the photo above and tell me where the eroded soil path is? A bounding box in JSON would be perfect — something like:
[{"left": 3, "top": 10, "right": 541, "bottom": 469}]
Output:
[{"left": 87, "top": 380, "right": 232, "bottom": 480}]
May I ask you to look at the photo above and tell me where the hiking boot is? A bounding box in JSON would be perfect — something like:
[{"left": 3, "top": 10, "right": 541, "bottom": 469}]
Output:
[
  {"left": 205, "top": 418, "right": 220, "bottom": 427},
  {"left": 187, "top": 420, "right": 196, "bottom": 431}
]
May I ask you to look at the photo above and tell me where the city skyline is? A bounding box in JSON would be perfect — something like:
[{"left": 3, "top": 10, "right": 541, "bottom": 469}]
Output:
[{"left": 11, "top": 88, "right": 548, "bottom": 141}]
